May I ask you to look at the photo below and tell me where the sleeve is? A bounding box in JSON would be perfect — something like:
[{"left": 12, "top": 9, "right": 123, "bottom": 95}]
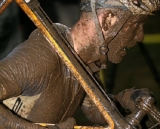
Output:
[
  {"left": 0, "top": 29, "right": 59, "bottom": 128},
  {"left": 0, "top": 29, "right": 59, "bottom": 100},
  {"left": 81, "top": 95, "right": 108, "bottom": 125},
  {"left": 0, "top": 104, "right": 45, "bottom": 128}
]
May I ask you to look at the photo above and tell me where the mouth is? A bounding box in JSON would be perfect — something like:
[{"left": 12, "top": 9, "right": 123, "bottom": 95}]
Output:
[{"left": 127, "top": 40, "right": 139, "bottom": 49}]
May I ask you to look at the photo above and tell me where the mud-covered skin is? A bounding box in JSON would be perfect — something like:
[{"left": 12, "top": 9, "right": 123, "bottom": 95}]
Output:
[
  {"left": 0, "top": 28, "right": 85, "bottom": 128},
  {"left": 107, "top": 14, "right": 148, "bottom": 63},
  {"left": 81, "top": 95, "right": 107, "bottom": 125},
  {"left": 71, "top": 7, "right": 148, "bottom": 64}
]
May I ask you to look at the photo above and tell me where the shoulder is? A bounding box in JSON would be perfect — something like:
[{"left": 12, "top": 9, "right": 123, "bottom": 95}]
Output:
[
  {"left": 28, "top": 23, "right": 70, "bottom": 41},
  {"left": 55, "top": 23, "right": 70, "bottom": 33}
]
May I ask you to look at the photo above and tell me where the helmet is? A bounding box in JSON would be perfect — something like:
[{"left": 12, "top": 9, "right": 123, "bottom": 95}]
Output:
[
  {"left": 119, "top": 0, "right": 160, "bottom": 14},
  {"left": 80, "top": 0, "right": 127, "bottom": 12},
  {"left": 80, "top": 0, "right": 160, "bottom": 14}
]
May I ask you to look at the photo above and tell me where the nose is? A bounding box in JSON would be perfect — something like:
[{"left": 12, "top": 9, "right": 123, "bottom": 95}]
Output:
[{"left": 135, "top": 24, "right": 144, "bottom": 42}]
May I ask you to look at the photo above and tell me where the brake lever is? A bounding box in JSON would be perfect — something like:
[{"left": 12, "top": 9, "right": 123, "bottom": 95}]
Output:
[
  {"left": 115, "top": 88, "right": 160, "bottom": 129},
  {"left": 136, "top": 95, "right": 160, "bottom": 128}
]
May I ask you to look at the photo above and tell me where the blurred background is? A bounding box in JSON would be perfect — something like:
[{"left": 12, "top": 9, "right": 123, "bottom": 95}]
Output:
[{"left": 1, "top": 0, "right": 160, "bottom": 126}]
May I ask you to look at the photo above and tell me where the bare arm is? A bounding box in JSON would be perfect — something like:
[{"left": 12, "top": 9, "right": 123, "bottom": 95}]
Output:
[{"left": 81, "top": 95, "right": 108, "bottom": 125}]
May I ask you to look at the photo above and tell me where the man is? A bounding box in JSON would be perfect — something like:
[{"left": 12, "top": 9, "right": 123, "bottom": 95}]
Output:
[{"left": 0, "top": 0, "right": 159, "bottom": 128}]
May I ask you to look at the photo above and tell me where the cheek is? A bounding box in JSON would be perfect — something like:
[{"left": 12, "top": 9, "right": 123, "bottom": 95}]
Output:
[
  {"left": 110, "top": 16, "right": 117, "bottom": 26},
  {"left": 122, "top": 24, "right": 139, "bottom": 41}
]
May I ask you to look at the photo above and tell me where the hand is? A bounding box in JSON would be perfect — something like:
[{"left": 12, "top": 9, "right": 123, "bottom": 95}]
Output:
[{"left": 47, "top": 117, "right": 76, "bottom": 129}]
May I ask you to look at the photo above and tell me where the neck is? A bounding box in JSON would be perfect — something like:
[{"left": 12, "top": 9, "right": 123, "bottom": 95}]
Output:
[{"left": 70, "top": 13, "right": 101, "bottom": 64}]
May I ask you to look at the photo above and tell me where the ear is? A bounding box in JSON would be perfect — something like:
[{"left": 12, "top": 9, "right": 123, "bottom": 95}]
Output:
[{"left": 100, "top": 10, "right": 115, "bottom": 31}]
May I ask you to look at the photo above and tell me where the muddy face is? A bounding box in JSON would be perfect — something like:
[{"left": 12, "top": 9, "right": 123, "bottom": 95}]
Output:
[
  {"left": 72, "top": 8, "right": 147, "bottom": 65},
  {"left": 105, "top": 14, "right": 148, "bottom": 63}
]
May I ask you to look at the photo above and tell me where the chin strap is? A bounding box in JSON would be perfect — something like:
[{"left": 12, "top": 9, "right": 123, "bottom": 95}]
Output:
[{"left": 90, "top": 0, "right": 109, "bottom": 69}]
